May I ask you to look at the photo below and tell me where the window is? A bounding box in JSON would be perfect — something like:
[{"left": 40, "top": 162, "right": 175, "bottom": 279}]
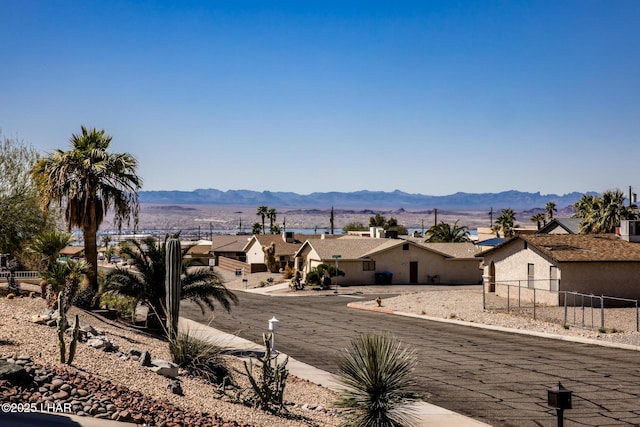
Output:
[
  {"left": 527, "top": 263, "right": 534, "bottom": 289},
  {"left": 402, "top": 243, "right": 409, "bottom": 251},
  {"left": 363, "top": 260, "right": 376, "bottom": 271},
  {"left": 550, "top": 266, "right": 559, "bottom": 291}
]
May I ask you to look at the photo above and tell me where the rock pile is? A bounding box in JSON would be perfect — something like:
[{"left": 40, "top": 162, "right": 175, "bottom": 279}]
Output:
[{"left": 0, "top": 356, "right": 246, "bottom": 426}]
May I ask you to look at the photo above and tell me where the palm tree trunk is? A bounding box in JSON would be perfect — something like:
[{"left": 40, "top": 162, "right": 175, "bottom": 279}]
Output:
[{"left": 83, "top": 223, "right": 99, "bottom": 293}]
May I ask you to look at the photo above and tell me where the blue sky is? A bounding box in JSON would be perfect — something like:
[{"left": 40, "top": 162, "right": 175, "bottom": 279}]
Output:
[{"left": 2, "top": 1, "right": 639, "bottom": 196}]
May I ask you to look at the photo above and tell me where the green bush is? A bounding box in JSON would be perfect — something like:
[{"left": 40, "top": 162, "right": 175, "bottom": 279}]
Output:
[
  {"left": 336, "top": 333, "right": 419, "bottom": 427},
  {"left": 169, "top": 330, "right": 231, "bottom": 385}
]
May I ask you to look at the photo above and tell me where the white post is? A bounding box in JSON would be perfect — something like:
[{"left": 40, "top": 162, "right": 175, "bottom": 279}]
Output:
[{"left": 268, "top": 316, "right": 280, "bottom": 353}]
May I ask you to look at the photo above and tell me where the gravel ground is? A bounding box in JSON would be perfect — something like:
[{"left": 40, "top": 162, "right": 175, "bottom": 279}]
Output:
[{"left": 0, "top": 295, "right": 340, "bottom": 426}]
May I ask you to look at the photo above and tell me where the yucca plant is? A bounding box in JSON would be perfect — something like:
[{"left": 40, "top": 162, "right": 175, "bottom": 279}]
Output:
[
  {"left": 169, "top": 329, "right": 231, "bottom": 385},
  {"left": 335, "top": 333, "right": 419, "bottom": 427}
]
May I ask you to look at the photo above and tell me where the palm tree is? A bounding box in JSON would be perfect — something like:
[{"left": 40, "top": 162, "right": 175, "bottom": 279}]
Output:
[
  {"left": 39, "top": 259, "right": 89, "bottom": 311},
  {"left": 530, "top": 213, "right": 546, "bottom": 231},
  {"left": 336, "top": 333, "right": 419, "bottom": 427},
  {"left": 495, "top": 208, "right": 516, "bottom": 237},
  {"left": 31, "top": 126, "right": 142, "bottom": 293},
  {"left": 425, "top": 220, "right": 471, "bottom": 242},
  {"left": 28, "top": 228, "right": 72, "bottom": 271},
  {"left": 545, "top": 202, "right": 557, "bottom": 223},
  {"left": 573, "top": 190, "right": 639, "bottom": 233},
  {"left": 256, "top": 206, "right": 269, "bottom": 235},
  {"left": 267, "top": 208, "right": 277, "bottom": 233},
  {"left": 251, "top": 222, "right": 263, "bottom": 235},
  {"left": 104, "top": 236, "right": 238, "bottom": 325}
]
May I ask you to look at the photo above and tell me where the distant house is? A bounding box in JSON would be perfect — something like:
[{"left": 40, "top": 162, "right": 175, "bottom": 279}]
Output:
[
  {"left": 244, "top": 232, "right": 307, "bottom": 273},
  {"left": 294, "top": 237, "right": 482, "bottom": 285},
  {"left": 184, "top": 240, "right": 214, "bottom": 266},
  {"left": 537, "top": 218, "right": 581, "bottom": 235},
  {"left": 479, "top": 234, "right": 640, "bottom": 305},
  {"left": 59, "top": 246, "right": 85, "bottom": 259}
]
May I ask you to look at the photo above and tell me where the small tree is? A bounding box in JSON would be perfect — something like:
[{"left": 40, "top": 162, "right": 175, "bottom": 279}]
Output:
[{"left": 343, "top": 222, "right": 367, "bottom": 233}]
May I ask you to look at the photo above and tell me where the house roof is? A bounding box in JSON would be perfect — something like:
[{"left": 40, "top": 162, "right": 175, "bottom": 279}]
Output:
[
  {"left": 245, "top": 234, "right": 305, "bottom": 256},
  {"left": 186, "top": 244, "right": 213, "bottom": 256},
  {"left": 481, "top": 234, "right": 640, "bottom": 262},
  {"left": 420, "top": 242, "right": 482, "bottom": 259},
  {"left": 59, "top": 246, "right": 85, "bottom": 256},
  {"left": 537, "top": 218, "right": 581, "bottom": 234},
  {"left": 211, "top": 235, "right": 252, "bottom": 252},
  {"left": 298, "top": 238, "right": 400, "bottom": 260},
  {"left": 476, "top": 237, "right": 505, "bottom": 247}
]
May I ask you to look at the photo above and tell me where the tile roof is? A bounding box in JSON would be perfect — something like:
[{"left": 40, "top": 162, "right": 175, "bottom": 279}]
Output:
[
  {"left": 301, "top": 238, "right": 400, "bottom": 260},
  {"left": 487, "top": 234, "right": 640, "bottom": 262},
  {"left": 420, "top": 242, "right": 482, "bottom": 258},
  {"left": 250, "top": 234, "right": 305, "bottom": 256},
  {"left": 211, "top": 235, "right": 252, "bottom": 252}
]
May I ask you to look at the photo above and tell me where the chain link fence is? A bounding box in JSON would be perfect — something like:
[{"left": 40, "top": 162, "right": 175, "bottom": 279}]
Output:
[{"left": 483, "top": 281, "right": 639, "bottom": 332}]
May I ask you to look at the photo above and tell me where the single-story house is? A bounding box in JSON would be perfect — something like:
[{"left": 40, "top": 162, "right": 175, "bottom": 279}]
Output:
[
  {"left": 478, "top": 233, "right": 640, "bottom": 305},
  {"left": 294, "top": 237, "right": 482, "bottom": 285},
  {"left": 244, "top": 232, "right": 307, "bottom": 272}
]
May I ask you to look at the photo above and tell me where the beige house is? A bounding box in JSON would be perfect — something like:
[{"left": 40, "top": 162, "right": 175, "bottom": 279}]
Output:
[
  {"left": 479, "top": 234, "right": 640, "bottom": 305},
  {"left": 294, "top": 237, "right": 482, "bottom": 285},
  {"left": 244, "top": 232, "right": 307, "bottom": 272}
]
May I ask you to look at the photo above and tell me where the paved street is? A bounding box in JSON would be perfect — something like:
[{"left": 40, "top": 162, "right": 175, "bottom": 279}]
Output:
[{"left": 182, "top": 291, "right": 640, "bottom": 427}]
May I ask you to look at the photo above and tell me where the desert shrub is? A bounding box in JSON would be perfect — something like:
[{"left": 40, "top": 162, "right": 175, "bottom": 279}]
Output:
[
  {"left": 169, "top": 330, "right": 231, "bottom": 385},
  {"left": 284, "top": 265, "right": 295, "bottom": 279},
  {"left": 72, "top": 285, "right": 97, "bottom": 310},
  {"left": 99, "top": 290, "right": 135, "bottom": 319},
  {"left": 336, "top": 333, "right": 419, "bottom": 427}
]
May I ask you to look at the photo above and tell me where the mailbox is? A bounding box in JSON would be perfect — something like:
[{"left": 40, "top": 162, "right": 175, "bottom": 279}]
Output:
[{"left": 548, "top": 382, "right": 572, "bottom": 410}]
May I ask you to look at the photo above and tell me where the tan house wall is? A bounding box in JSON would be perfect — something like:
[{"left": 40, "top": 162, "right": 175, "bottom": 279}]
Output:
[
  {"left": 245, "top": 240, "right": 265, "bottom": 265},
  {"left": 482, "top": 241, "right": 560, "bottom": 305},
  {"left": 560, "top": 262, "right": 640, "bottom": 300}
]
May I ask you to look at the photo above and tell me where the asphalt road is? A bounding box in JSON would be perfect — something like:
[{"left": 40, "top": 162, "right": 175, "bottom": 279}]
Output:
[{"left": 181, "top": 292, "right": 640, "bottom": 427}]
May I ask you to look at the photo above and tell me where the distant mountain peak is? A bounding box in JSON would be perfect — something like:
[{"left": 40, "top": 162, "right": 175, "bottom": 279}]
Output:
[{"left": 139, "top": 188, "right": 594, "bottom": 211}]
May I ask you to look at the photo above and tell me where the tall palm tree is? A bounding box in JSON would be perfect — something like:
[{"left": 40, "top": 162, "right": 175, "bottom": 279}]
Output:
[
  {"left": 267, "top": 208, "right": 277, "bottom": 233},
  {"left": 104, "top": 236, "right": 238, "bottom": 325},
  {"left": 545, "top": 202, "right": 557, "bottom": 222},
  {"left": 336, "top": 333, "right": 419, "bottom": 427},
  {"left": 425, "top": 220, "right": 471, "bottom": 242},
  {"left": 31, "top": 126, "right": 142, "bottom": 292},
  {"left": 251, "top": 222, "right": 263, "bottom": 235},
  {"left": 256, "top": 206, "right": 269, "bottom": 235},
  {"left": 530, "top": 213, "right": 546, "bottom": 231},
  {"left": 496, "top": 208, "right": 516, "bottom": 237}
]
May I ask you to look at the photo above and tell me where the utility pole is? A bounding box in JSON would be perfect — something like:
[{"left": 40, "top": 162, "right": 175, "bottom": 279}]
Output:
[
  {"left": 330, "top": 206, "right": 335, "bottom": 235},
  {"left": 434, "top": 208, "right": 438, "bottom": 226},
  {"left": 421, "top": 219, "right": 424, "bottom": 236},
  {"left": 489, "top": 207, "right": 494, "bottom": 226}
]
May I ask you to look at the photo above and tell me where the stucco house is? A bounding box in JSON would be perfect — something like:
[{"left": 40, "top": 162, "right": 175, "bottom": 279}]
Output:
[
  {"left": 244, "top": 232, "right": 307, "bottom": 272},
  {"left": 479, "top": 233, "right": 640, "bottom": 305},
  {"left": 294, "top": 237, "right": 482, "bottom": 285}
]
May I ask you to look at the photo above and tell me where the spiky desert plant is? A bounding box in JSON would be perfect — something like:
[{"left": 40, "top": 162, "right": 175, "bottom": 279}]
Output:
[
  {"left": 56, "top": 291, "right": 80, "bottom": 365},
  {"left": 169, "top": 329, "right": 231, "bottom": 385},
  {"left": 165, "top": 238, "right": 182, "bottom": 342},
  {"left": 242, "top": 333, "right": 289, "bottom": 413},
  {"left": 336, "top": 333, "right": 419, "bottom": 427}
]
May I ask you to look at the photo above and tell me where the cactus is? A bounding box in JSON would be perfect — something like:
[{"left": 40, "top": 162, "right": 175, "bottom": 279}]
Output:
[
  {"left": 242, "top": 333, "right": 289, "bottom": 413},
  {"left": 57, "top": 292, "right": 66, "bottom": 363},
  {"left": 56, "top": 291, "right": 80, "bottom": 364},
  {"left": 165, "top": 238, "right": 182, "bottom": 342},
  {"left": 67, "top": 314, "right": 80, "bottom": 365}
]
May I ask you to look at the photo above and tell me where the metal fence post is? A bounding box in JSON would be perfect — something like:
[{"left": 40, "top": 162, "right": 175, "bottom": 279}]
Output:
[
  {"left": 533, "top": 288, "right": 536, "bottom": 320},
  {"left": 507, "top": 284, "right": 510, "bottom": 313},
  {"left": 563, "top": 292, "right": 568, "bottom": 326},
  {"left": 600, "top": 296, "right": 605, "bottom": 331}
]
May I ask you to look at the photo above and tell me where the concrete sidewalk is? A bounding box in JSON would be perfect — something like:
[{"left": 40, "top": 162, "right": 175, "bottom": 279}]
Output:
[{"left": 178, "top": 317, "right": 491, "bottom": 427}]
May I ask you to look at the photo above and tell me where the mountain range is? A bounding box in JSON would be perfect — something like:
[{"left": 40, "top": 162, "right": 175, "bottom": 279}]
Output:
[{"left": 139, "top": 189, "right": 594, "bottom": 211}]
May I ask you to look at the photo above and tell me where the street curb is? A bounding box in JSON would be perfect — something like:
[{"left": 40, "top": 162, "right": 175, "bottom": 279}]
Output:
[
  {"left": 346, "top": 302, "right": 395, "bottom": 314},
  {"left": 347, "top": 303, "right": 640, "bottom": 352}
]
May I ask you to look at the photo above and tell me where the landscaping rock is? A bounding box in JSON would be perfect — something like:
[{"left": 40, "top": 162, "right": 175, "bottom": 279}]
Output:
[
  {"left": 149, "top": 360, "right": 179, "bottom": 378},
  {"left": 168, "top": 379, "right": 183, "bottom": 396},
  {"left": 0, "top": 361, "right": 31, "bottom": 385},
  {"left": 138, "top": 350, "right": 151, "bottom": 367}
]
